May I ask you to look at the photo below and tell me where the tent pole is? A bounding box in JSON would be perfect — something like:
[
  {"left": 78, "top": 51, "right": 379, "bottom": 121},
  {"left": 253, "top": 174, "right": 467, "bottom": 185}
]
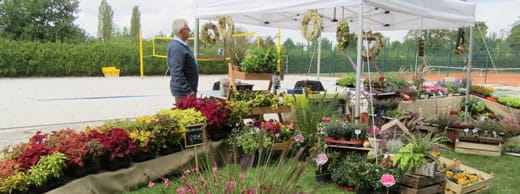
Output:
[
  {"left": 464, "top": 26, "right": 474, "bottom": 123},
  {"left": 354, "top": 4, "right": 364, "bottom": 125},
  {"left": 317, "top": 36, "right": 322, "bottom": 80},
  {"left": 194, "top": 18, "right": 200, "bottom": 58}
]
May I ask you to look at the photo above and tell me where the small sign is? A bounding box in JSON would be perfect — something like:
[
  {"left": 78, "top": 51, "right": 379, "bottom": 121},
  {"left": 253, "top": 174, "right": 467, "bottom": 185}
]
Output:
[{"left": 185, "top": 125, "right": 205, "bottom": 148}]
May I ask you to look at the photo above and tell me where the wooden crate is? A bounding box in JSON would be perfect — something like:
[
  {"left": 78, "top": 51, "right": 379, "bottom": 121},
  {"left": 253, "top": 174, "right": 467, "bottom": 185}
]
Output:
[
  {"left": 399, "top": 172, "right": 445, "bottom": 194},
  {"left": 272, "top": 141, "right": 294, "bottom": 151},
  {"left": 399, "top": 183, "right": 443, "bottom": 194},
  {"left": 440, "top": 157, "right": 494, "bottom": 194},
  {"left": 455, "top": 139, "right": 502, "bottom": 156}
]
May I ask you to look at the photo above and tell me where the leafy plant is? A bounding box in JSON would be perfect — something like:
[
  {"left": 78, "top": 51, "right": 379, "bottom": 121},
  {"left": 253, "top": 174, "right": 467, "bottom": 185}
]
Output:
[
  {"left": 227, "top": 126, "right": 273, "bottom": 154},
  {"left": 292, "top": 95, "right": 338, "bottom": 149},
  {"left": 27, "top": 152, "right": 67, "bottom": 187},
  {"left": 46, "top": 129, "right": 89, "bottom": 168},
  {"left": 175, "top": 96, "right": 231, "bottom": 131},
  {"left": 0, "top": 171, "right": 29, "bottom": 193},
  {"left": 87, "top": 128, "right": 136, "bottom": 161},
  {"left": 157, "top": 108, "right": 206, "bottom": 133},
  {"left": 336, "top": 74, "right": 356, "bottom": 87},
  {"left": 392, "top": 132, "right": 447, "bottom": 172},
  {"left": 240, "top": 47, "right": 277, "bottom": 73}
]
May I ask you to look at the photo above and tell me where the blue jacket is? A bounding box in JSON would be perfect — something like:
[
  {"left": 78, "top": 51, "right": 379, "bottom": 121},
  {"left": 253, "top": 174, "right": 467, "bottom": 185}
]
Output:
[{"left": 167, "top": 39, "right": 199, "bottom": 96}]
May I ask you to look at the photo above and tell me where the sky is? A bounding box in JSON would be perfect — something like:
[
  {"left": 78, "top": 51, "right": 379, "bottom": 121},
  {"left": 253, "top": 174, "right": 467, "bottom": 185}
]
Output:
[{"left": 75, "top": 0, "right": 520, "bottom": 43}]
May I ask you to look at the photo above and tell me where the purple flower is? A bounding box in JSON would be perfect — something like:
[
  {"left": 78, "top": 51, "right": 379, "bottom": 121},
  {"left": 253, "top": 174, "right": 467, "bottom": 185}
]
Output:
[
  {"left": 294, "top": 134, "right": 304, "bottom": 143},
  {"left": 315, "top": 153, "right": 328, "bottom": 166}
]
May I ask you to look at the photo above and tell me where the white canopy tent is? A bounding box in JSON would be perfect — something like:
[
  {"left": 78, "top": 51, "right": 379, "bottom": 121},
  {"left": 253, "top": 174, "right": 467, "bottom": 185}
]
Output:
[{"left": 193, "top": 0, "right": 476, "bottom": 124}]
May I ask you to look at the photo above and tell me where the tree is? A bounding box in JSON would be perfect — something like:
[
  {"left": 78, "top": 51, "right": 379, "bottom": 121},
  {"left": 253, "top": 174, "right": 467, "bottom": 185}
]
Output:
[
  {"left": 97, "top": 0, "right": 113, "bottom": 42},
  {"left": 283, "top": 38, "right": 296, "bottom": 49},
  {"left": 130, "top": 5, "right": 140, "bottom": 38},
  {"left": 507, "top": 21, "right": 520, "bottom": 50},
  {"left": 0, "top": 0, "right": 86, "bottom": 42}
]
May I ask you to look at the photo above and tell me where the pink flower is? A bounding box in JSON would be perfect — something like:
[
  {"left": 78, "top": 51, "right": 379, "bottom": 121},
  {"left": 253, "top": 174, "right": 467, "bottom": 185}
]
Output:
[
  {"left": 148, "top": 181, "right": 155, "bottom": 188},
  {"left": 176, "top": 188, "right": 185, "bottom": 194},
  {"left": 240, "top": 174, "right": 246, "bottom": 182},
  {"left": 162, "top": 177, "right": 171, "bottom": 188},
  {"left": 321, "top": 116, "right": 330, "bottom": 122},
  {"left": 293, "top": 134, "right": 304, "bottom": 143},
  {"left": 315, "top": 153, "right": 328, "bottom": 166},
  {"left": 380, "top": 174, "right": 395, "bottom": 188}
]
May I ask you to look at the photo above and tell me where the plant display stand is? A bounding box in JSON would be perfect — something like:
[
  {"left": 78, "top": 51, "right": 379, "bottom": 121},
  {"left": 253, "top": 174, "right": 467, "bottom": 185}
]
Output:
[
  {"left": 398, "top": 172, "right": 445, "bottom": 194},
  {"left": 325, "top": 144, "right": 372, "bottom": 156},
  {"left": 247, "top": 106, "right": 292, "bottom": 122},
  {"left": 454, "top": 139, "right": 502, "bottom": 156},
  {"left": 226, "top": 63, "right": 283, "bottom": 99}
]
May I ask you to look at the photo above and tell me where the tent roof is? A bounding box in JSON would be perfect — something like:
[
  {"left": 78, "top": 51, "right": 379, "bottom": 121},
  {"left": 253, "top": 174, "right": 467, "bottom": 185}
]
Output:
[{"left": 194, "top": 0, "right": 476, "bottom": 31}]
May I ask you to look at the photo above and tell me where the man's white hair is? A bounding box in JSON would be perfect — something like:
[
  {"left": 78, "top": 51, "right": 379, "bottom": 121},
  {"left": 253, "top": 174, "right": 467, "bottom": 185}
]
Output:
[{"left": 172, "top": 19, "right": 187, "bottom": 35}]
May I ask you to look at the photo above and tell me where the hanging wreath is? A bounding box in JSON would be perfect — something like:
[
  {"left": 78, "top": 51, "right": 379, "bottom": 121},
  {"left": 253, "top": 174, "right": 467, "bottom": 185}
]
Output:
[
  {"left": 361, "top": 32, "right": 384, "bottom": 60},
  {"left": 301, "top": 10, "right": 322, "bottom": 41},
  {"left": 201, "top": 22, "right": 219, "bottom": 45},
  {"left": 217, "top": 16, "right": 234, "bottom": 40},
  {"left": 454, "top": 27, "right": 466, "bottom": 55},
  {"left": 336, "top": 20, "right": 350, "bottom": 50}
]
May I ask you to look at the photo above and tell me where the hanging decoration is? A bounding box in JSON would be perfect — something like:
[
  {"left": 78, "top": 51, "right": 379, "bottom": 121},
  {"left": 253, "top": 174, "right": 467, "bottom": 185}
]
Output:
[
  {"left": 217, "top": 16, "right": 234, "bottom": 40},
  {"left": 201, "top": 22, "right": 219, "bottom": 45},
  {"left": 301, "top": 10, "right": 322, "bottom": 41},
  {"left": 454, "top": 27, "right": 466, "bottom": 55},
  {"left": 418, "top": 37, "right": 425, "bottom": 56},
  {"left": 361, "top": 31, "right": 384, "bottom": 61},
  {"left": 336, "top": 20, "right": 350, "bottom": 50}
]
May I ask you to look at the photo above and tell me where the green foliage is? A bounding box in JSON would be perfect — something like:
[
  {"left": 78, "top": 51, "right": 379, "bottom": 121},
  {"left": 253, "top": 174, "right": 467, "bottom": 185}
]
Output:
[
  {"left": 392, "top": 132, "right": 447, "bottom": 172},
  {"left": 27, "top": 152, "right": 67, "bottom": 187},
  {"left": 292, "top": 95, "right": 338, "bottom": 148},
  {"left": 227, "top": 126, "right": 273, "bottom": 154},
  {"left": 498, "top": 96, "right": 520, "bottom": 108},
  {"left": 336, "top": 74, "right": 356, "bottom": 87},
  {"left": 97, "top": 0, "right": 114, "bottom": 42},
  {"left": 156, "top": 108, "right": 206, "bottom": 132},
  {"left": 0, "top": 38, "right": 143, "bottom": 77},
  {"left": 0, "top": 0, "right": 86, "bottom": 43},
  {"left": 0, "top": 171, "right": 30, "bottom": 193},
  {"left": 468, "top": 98, "right": 486, "bottom": 114},
  {"left": 130, "top": 5, "right": 141, "bottom": 38},
  {"left": 240, "top": 47, "right": 277, "bottom": 73}
]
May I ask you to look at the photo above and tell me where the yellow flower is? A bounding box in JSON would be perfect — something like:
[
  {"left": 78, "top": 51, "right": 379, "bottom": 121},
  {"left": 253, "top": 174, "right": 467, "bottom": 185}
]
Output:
[
  {"left": 431, "top": 151, "right": 441, "bottom": 158},
  {"left": 445, "top": 170, "right": 453, "bottom": 177}
]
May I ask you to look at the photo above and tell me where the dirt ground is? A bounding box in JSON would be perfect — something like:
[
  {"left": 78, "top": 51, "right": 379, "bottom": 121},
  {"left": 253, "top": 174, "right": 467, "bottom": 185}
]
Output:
[{"left": 403, "top": 72, "right": 520, "bottom": 86}]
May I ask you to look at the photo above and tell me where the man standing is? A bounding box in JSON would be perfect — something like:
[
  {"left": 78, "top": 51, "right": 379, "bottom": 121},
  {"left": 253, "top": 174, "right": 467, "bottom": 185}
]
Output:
[{"left": 167, "top": 19, "right": 198, "bottom": 103}]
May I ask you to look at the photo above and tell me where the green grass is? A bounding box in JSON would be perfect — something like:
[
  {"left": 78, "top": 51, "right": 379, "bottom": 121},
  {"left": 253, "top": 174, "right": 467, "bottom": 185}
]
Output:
[{"left": 123, "top": 149, "right": 519, "bottom": 194}]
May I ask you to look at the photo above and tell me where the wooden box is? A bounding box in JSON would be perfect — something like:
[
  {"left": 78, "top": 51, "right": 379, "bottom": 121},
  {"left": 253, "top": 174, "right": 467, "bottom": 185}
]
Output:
[
  {"left": 399, "top": 172, "right": 445, "bottom": 194},
  {"left": 440, "top": 157, "right": 494, "bottom": 194},
  {"left": 272, "top": 141, "right": 294, "bottom": 151},
  {"left": 455, "top": 139, "right": 502, "bottom": 156}
]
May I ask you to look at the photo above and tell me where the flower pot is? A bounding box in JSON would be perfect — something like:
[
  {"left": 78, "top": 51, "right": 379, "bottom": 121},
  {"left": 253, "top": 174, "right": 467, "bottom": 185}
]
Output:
[
  {"left": 335, "top": 184, "right": 355, "bottom": 192},
  {"left": 102, "top": 156, "right": 131, "bottom": 171},
  {"left": 65, "top": 163, "right": 100, "bottom": 178},
  {"left": 158, "top": 143, "right": 183, "bottom": 156},
  {"left": 315, "top": 173, "right": 332, "bottom": 183},
  {"left": 132, "top": 150, "right": 156, "bottom": 162}
]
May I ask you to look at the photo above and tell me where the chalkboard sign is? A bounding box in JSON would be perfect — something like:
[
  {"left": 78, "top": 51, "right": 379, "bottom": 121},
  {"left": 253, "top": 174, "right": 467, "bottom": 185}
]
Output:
[{"left": 185, "top": 125, "right": 205, "bottom": 147}]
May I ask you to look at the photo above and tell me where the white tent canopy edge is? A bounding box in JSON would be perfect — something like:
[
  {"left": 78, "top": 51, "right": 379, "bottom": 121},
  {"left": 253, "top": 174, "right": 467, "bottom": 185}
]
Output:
[{"left": 193, "top": 0, "right": 476, "bottom": 124}]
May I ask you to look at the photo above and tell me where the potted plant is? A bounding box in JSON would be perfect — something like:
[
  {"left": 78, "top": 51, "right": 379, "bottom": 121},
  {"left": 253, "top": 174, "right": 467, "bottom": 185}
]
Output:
[
  {"left": 239, "top": 47, "right": 277, "bottom": 73},
  {"left": 336, "top": 74, "right": 356, "bottom": 88},
  {"left": 227, "top": 126, "right": 273, "bottom": 167},
  {"left": 392, "top": 132, "right": 447, "bottom": 177},
  {"left": 86, "top": 128, "right": 136, "bottom": 171},
  {"left": 315, "top": 151, "right": 339, "bottom": 183},
  {"left": 45, "top": 129, "right": 91, "bottom": 177},
  {"left": 27, "top": 152, "right": 67, "bottom": 193},
  {"left": 175, "top": 96, "right": 232, "bottom": 141},
  {"left": 0, "top": 160, "right": 30, "bottom": 194}
]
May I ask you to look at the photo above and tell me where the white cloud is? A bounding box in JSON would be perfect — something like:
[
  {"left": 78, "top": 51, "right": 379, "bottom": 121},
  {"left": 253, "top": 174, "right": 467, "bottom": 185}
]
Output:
[{"left": 75, "top": 0, "right": 520, "bottom": 41}]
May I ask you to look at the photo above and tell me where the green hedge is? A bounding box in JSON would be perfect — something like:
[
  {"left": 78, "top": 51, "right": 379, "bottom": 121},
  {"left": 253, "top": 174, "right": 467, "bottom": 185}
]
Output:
[{"left": 0, "top": 38, "right": 231, "bottom": 77}]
